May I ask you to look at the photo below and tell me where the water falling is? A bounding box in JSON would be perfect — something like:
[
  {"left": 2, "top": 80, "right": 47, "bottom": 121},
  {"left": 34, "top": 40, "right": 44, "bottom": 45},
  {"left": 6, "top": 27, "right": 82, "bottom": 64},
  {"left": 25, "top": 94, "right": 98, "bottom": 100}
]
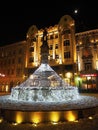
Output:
[
  {"left": 10, "top": 28, "right": 79, "bottom": 102},
  {"left": 11, "top": 63, "right": 79, "bottom": 102}
]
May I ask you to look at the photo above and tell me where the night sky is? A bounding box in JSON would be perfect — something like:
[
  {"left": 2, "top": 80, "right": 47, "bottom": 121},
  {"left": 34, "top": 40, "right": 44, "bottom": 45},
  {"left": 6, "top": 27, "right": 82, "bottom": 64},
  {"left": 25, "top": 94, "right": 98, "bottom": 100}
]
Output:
[{"left": 0, "top": 1, "right": 98, "bottom": 46}]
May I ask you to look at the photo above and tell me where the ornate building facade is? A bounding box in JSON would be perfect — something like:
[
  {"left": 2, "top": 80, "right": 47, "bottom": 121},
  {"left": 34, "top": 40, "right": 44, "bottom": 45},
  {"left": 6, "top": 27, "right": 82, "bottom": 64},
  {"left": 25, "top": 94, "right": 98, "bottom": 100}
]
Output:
[
  {"left": 75, "top": 29, "right": 98, "bottom": 90},
  {"left": 25, "top": 15, "right": 76, "bottom": 85},
  {"left": 0, "top": 41, "right": 27, "bottom": 92},
  {"left": 0, "top": 15, "right": 98, "bottom": 92}
]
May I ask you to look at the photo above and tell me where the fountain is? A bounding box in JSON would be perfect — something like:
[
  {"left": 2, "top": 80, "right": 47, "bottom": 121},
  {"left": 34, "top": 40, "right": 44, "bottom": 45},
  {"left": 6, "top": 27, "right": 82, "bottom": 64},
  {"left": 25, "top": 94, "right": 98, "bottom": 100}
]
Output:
[
  {"left": 11, "top": 63, "right": 79, "bottom": 102},
  {"left": 10, "top": 28, "right": 79, "bottom": 102},
  {"left": 0, "top": 29, "right": 98, "bottom": 125}
]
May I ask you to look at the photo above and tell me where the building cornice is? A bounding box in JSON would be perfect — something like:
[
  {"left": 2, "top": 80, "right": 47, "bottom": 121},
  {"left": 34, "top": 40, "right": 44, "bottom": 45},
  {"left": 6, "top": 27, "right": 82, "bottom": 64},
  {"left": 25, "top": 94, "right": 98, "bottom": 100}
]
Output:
[{"left": 75, "top": 29, "right": 98, "bottom": 36}]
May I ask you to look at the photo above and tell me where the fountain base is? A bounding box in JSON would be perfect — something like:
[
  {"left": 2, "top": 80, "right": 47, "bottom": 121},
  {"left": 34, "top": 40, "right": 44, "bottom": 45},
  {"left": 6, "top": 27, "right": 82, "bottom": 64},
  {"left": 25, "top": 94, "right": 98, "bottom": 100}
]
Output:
[
  {"left": 1, "top": 107, "right": 98, "bottom": 124},
  {"left": 0, "top": 95, "right": 98, "bottom": 123}
]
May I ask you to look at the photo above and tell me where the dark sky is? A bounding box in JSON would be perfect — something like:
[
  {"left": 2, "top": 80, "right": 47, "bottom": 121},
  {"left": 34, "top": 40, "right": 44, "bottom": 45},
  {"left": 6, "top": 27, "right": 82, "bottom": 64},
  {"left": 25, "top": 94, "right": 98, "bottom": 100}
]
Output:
[{"left": 0, "top": 1, "right": 98, "bottom": 46}]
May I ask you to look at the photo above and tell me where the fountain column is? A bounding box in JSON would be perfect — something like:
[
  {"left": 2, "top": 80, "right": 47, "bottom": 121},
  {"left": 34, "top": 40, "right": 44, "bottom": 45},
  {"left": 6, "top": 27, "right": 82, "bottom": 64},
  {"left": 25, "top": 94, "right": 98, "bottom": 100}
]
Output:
[{"left": 40, "top": 28, "right": 49, "bottom": 64}]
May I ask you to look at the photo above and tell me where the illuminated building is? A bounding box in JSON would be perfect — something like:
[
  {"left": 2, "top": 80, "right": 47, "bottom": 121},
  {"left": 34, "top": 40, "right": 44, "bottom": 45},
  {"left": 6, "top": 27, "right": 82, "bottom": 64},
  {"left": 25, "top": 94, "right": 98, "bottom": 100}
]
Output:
[
  {"left": 0, "top": 15, "right": 98, "bottom": 92},
  {"left": 26, "top": 15, "right": 76, "bottom": 86},
  {"left": 76, "top": 30, "right": 98, "bottom": 90},
  {"left": 0, "top": 41, "right": 27, "bottom": 92}
]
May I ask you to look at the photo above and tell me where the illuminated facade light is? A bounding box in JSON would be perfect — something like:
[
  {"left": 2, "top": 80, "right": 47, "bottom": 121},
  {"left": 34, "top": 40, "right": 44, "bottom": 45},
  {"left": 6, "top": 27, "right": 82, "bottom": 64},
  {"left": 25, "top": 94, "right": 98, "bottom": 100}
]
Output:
[
  {"left": 31, "top": 112, "right": 42, "bottom": 124},
  {"left": 88, "top": 116, "right": 93, "bottom": 120},
  {"left": 64, "top": 111, "right": 78, "bottom": 122},
  {"left": 96, "top": 60, "right": 98, "bottom": 70},
  {"left": 16, "top": 113, "right": 23, "bottom": 124},
  {"left": 12, "top": 122, "right": 18, "bottom": 125},
  {"left": 50, "top": 112, "right": 60, "bottom": 122},
  {"left": 66, "top": 72, "right": 73, "bottom": 79},
  {"left": 32, "top": 123, "right": 38, "bottom": 127},
  {"left": 78, "top": 62, "right": 80, "bottom": 72},
  {"left": 87, "top": 76, "right": 91, "bottom": 80},
  {"left": 0, "top": 117, "right": 3, "bottom": 123}
]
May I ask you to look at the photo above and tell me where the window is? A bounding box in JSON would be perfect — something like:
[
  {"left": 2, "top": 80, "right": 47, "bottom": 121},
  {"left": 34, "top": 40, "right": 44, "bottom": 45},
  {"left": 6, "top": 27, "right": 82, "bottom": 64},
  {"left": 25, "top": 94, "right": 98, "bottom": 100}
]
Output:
[
  {"left": 84, "top": 63, "right": 92, "bottom": 71},
  {"left": 50, "top": 55, "right": 53, "bottom": 60},
  {"left": 18, "top": 57, "right": 22, "bottom": 64},
  {"left": 65, "top": 29, "right": 70, "bottom": 34},
  {"left": 64, "top": 40, "right": 70, "bottom": 46},
  {"left": 16, "top": 68, "right": 21, "bottom": 76},
  {"left": 19, "top": 48, "right": 22, "bottom": 54},
  {"left": 30, "top": 42, "right": 34, "bottom": 46},
  {"left": 1, "top": 52, "right": 4, "bottom": 57},
  {"left": 29, "top": 57, "right": 34, "bottom": 63},
  {"left": 7, "top": 69, "right": 10, "bottom": 75},
  {"left": 50, "top": 45, "right": 53, "bottom": 50},
  {"left": 13, "top": 50, "right": 16, "bottom": 55},
  {"left": 50, "top": 35, "right": 53, "bottom": 39},
  {"left": 31, "top": 37, "right": 36, "bottom": 42},
  {"left": 11, "top": 69, "right": 14, "bottom": 75},
  {"left": 12, "top": 58, "right": 15, "bottom": 64},
  {"left": 64, "top": 51, "right": 70, "bottom": 58},
  {"left": 29, "top": 47, "right": 34, "bottom": 52},
  {"left": 55, "top": 55, "right": 59, "bottom": 59},
  {"left": 55, "top": 34, "right": 58, "bottom": 39},
  {"left": 8, "top": 51, "right": 12, "bottom": 56},
  {"left": 40, "top": 37, "right": 43, "bottom": 42},
  {"left": 8, "top": 59, "right": 11, "bottom": 65},
  {"left": 55, "top": 44, "right": 58, "bottom": 49}
]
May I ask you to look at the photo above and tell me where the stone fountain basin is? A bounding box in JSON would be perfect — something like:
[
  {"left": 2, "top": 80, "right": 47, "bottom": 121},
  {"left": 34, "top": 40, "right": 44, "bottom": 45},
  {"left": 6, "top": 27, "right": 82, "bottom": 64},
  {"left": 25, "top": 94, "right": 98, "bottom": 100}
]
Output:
[{"left": 0, "top": 95, "right": 98, "bottom": 123}]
